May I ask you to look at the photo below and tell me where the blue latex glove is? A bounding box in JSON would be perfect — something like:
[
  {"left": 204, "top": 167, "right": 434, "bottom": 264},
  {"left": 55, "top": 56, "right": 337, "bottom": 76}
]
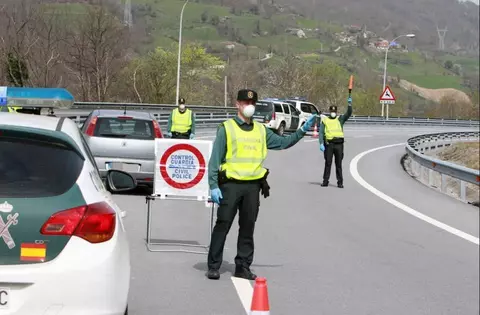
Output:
[
  {"left": 320, "top": 143, "right": 325, "bottom": 152},
  {"left": 166, "top": 132, "right": 172, "bottom": 138},
  {"left": 347, "top": 97, "right": 352, "bottom": 105},
  {"left": 189, "top": 133, "right": 195, "bottom": 139},
  {"left": 211, "top": 188, "right": 223, "bottom": 204},
  {"left": 301, "top": 114, "right": 318, "bottom": 132}
]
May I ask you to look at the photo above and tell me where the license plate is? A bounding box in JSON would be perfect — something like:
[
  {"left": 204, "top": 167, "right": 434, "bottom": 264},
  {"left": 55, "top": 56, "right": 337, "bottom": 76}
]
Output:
[
  {"left": 0, "top": 287, "right": 10, "bottom": 309},
  {"left": 105, "top": 162, "right": 140, "bottom": 173},
  {"left": 121, "top": 163, "right": 140, "bottom": 172},
  {"left": 105, "top": 162, "right": 139, "bottom": 173}
]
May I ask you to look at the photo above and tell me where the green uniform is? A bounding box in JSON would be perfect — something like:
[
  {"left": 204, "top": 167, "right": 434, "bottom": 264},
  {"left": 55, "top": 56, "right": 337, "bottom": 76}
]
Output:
[
  {"left": 208, "top": 116, "right": 307, "bottom": 190},
  {"left": 207, "top": 115, "right": 308, "bottom": 274},
  {"left": 318, "top": 105, "right": 352, "bottom": 146},
  {"left": 319, "top": 103, "right": 352, "bottom": 186}
]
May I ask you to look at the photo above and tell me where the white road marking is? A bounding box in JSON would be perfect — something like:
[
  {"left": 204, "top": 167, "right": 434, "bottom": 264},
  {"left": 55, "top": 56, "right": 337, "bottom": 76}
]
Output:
[
  {"left": 349, "top": 143, "right": 480, "bottom": 246},
  {"left": 304, "top": 139, "right": 319, "bottom": 143},
  {"left": 231, "top": 277, "right": 253, "bottom": 314}
]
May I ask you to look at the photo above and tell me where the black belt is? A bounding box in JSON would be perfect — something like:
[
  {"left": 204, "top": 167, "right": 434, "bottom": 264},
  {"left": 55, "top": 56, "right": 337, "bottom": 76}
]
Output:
[{"left": 218, "top": 169, "right": 271, "bottom": 198}]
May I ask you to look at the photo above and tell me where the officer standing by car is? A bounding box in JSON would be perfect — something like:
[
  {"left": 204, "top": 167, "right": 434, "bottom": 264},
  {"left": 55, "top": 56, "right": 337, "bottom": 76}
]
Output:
[
  {"left": 166, "top": 97, "right": 196, "bottom": 139},
  {"left": 319, "top": 97, "right": 353, "bottom": 188},
  {"left": 206, "top": 88, "right": 317, "bottom": 281}
]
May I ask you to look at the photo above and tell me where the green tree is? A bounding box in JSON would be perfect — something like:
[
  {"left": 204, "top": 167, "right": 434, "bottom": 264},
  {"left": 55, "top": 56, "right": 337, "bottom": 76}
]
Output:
[
  {"left": 201, "top": 10, "right": 208, "bottom": 23},
  {"left": 5, "top": 53, "right": 29, "bottom": 87},
  {"left": 444, "top": 60, "right": 453, "bottom": 70},
  {"left": 123, "top": 43, "right": 224, "bottom": 104}
]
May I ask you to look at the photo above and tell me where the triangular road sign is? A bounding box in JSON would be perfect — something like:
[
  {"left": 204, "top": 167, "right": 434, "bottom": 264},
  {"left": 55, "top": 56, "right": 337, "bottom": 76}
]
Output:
[{"left": 379, "top": 86, "right": 396, "bottom": 101}]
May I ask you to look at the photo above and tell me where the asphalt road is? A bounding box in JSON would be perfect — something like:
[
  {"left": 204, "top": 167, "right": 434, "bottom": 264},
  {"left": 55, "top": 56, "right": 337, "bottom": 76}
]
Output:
[{"left": 113, "top": 125, "right": 479, "bottom": 315}]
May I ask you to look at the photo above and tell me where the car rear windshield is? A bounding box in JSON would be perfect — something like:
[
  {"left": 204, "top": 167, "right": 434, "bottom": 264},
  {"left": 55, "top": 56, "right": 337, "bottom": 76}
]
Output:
[
  {"left": 94, "top": 117, "right": 154, "bottom": 140},
  {"left": 0, "top": 137, "right": 84, "bottom": 198},
  {"left": 254, "top": 102, "right": 273, "bottom": 115}
]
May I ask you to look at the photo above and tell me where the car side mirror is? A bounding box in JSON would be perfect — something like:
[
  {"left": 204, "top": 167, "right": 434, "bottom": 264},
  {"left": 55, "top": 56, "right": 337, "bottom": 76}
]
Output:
[{"left": 106, "top": 170, "right": 137, "bottom": 192}]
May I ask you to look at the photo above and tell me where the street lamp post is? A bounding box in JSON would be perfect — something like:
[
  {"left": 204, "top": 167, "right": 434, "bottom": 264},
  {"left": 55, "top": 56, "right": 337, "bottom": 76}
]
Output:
[
  {"left": 381, "top": 33, "right": 415, "bottom": 119},
  {"left": 175, "top": 0, "right": 189, "bottom": 106}
]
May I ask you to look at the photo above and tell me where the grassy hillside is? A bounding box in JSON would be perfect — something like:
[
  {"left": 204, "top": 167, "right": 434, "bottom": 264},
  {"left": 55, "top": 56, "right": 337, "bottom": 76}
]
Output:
[
  {"left": 43, "top": 0, "right": 479, "bottom": 102},
  {"left": 126, "top": 0, "right": 478, "bottom": 91}
]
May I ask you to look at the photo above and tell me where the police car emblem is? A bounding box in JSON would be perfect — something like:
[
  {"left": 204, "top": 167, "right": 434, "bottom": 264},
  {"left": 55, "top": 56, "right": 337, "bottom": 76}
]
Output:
[
  {"left": 0, "top": 202, "right": 19, "bottom": 250},
  {"left": 247, "top": 91, "right": 253, "bottom": 99}
]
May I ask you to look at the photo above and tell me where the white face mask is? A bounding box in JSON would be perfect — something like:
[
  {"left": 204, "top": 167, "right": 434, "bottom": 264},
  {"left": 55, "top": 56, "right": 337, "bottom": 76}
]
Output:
[
  {"left": 330, "top": 112, "right": 337, "bottom": 118},
  {"left": 242, "top": 105, "right": 256, "bottom": 118},
  {"left": 179, "top": 104, "right": 186, "bottom": 111}
]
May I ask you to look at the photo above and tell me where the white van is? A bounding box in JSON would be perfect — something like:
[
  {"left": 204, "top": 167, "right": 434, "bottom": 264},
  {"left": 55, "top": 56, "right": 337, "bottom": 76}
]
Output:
[
  {"left": 284, "top": 97, "right": 323, "bottom": 131},
  {"left": 254, "top": 99, "right": 301, "bottom": 136}
]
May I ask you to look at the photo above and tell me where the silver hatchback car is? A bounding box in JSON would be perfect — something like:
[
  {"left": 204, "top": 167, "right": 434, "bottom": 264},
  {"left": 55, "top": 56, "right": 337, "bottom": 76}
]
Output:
[{"left": 81, "top": 109, "right": 163, "bottom": 188}]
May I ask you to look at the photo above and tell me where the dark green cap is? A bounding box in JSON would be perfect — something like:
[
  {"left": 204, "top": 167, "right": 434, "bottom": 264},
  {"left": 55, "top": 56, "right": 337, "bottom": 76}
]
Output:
[
  {"left": 179, "top": 98, "right": 186, "bottom": 104},
  {"left": 237, "top": 89, "right": 258, "bottom": 102}
]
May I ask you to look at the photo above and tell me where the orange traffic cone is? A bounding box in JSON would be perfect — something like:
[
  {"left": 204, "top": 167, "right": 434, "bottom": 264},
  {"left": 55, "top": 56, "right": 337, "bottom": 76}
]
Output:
[
  {"left": 312, "top": 123, "right": 319, "bottom": 138},
  {"left": 250, "top": 277, "right": 270, "bottom": 314}
]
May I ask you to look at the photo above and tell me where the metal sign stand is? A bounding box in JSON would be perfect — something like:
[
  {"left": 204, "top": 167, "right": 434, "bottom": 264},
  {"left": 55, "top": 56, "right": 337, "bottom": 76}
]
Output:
[{"left": 145, "top": 194, "right": 216, "bottom": 255}]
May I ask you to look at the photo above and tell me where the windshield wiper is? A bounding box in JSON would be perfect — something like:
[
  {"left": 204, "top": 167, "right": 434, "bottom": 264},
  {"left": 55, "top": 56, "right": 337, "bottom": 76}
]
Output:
[{"left": 98, "top": 133, "right": 127, "bottom": 138}]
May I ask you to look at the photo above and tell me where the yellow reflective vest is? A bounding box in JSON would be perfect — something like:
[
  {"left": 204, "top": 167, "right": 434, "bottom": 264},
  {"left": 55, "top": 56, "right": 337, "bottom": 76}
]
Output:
[
  {"left": 171, "top": 108, "right": 192, "bottom": 133},
  {"left": 322, "top": 116, "right": 344, "bottom": 140},
  {"left": 0, "top": 106, "right": 21, "bottom": 113},
  {"left": 220, "top": 119, "right": 268, "bottom": 181}
]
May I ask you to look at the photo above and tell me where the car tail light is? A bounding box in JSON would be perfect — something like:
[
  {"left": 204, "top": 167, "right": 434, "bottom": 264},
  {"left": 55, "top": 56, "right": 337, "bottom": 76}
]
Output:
[
  {"left": 152, "top": 119, "right": 163, "bottom": 138},
  {"left": 117, "top": 116, "right": 132, "bottom": 120},
  {"left": 272, "top": 112, "right": 276, "bottom": 120},
  {"left": 85, "top": 116, "right": 98, "bottom": 136},
  {"left": 40, "top": 202, "right": 116, "bottom": 244}
]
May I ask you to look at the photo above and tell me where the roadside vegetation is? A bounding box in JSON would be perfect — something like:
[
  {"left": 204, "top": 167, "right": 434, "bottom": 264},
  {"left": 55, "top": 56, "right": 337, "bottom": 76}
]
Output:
[
  {"left": 437, "top": 142, "right": 480, "bottom": 170},
  {"left": 0, "top": 0, "right": 478, "bottom": 119}
]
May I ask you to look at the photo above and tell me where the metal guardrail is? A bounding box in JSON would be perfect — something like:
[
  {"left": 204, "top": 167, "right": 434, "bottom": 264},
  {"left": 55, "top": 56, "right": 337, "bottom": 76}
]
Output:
[
  {"left": 56, "top": 108, "right": 480, "bottom": 129},
  {"left": 72, "top": 102, "right": 238, "bottom": 112},
  {"left": 69, "top": 102, "right": 480, "bottom": 127},
  {"left": 405, "top": 131, "right": 480, "bottom": 202}
]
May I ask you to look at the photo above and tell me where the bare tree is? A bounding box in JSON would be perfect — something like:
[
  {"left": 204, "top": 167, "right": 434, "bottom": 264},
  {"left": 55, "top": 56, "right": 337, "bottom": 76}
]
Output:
[
  {"left": 26, "top": 6, "right": 68, "bottom": 87},
  {"left": 263, "top": 55, "right": 311, "bottom": 97},
  {"left": 0, "top": 0, "right": 40, "bottom": 87},
  {"left": 64, "top": 2, "right": 129, "bottom": 101}
]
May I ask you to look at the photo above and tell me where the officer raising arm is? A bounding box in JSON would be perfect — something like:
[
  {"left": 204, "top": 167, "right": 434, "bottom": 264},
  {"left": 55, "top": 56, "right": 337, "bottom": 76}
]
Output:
[
  {"left": 206, "top": 89, "right": 317, "bottom": 281},
  {"left": 166, "top": 98, "right": 196, "bottom": 139},
  {"left": 319, "top": 96, "right": 353, "bottom": 188}
]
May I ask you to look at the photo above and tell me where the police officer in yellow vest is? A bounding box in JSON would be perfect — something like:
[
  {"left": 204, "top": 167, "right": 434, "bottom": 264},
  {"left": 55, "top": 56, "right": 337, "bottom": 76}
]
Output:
[
  {"left": 206, "top": 89, "right": 317, "bottom": 280},
  {"left": 166, "top": 98, "right": 196, "bottom": 139},
  {"left": 319, "top": 97, "right": 353, "bottom": 188}
]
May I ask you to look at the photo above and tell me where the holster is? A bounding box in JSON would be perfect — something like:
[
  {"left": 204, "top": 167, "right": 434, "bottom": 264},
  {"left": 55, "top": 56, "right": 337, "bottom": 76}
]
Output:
[{"left": 218, "top": 170, "right": 228, "bottom": 186}]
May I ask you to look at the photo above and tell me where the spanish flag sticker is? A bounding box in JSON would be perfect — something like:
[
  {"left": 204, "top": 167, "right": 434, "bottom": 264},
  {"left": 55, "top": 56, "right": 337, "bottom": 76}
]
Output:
[{"left": 20, "top": 243, "right": 47, "bottom": 262}]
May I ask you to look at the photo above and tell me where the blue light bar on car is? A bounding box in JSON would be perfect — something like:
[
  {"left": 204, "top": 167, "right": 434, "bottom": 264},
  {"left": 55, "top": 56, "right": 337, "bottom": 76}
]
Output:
[{"left": 6, "top": 87, "right": 74, "bottom": 108}]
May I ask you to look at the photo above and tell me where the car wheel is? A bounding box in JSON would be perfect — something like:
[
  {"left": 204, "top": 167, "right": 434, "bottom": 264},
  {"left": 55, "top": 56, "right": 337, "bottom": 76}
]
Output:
[{"left": 277, "top": 122, "right": 285, "bottom": 136}]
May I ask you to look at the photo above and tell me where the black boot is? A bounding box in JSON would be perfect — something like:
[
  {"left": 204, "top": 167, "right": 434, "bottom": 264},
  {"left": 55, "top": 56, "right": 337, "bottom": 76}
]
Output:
[
  {"left": 234, "top": 266, "right": 257, "bottom": 280},
  {"left": 338, "top": 182, "right": 344, "bottom": 188},
  {"left": 320, "top": 181, "right": 328, "bottom": 187},
  {"left": 206, "top": 269, "right": 220, "bottom": 280}
]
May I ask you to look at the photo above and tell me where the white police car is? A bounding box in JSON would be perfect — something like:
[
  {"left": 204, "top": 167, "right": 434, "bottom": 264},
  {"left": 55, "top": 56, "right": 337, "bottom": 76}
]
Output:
[{"left": 0, "top": 113, "right": 136, "bottom": 315}]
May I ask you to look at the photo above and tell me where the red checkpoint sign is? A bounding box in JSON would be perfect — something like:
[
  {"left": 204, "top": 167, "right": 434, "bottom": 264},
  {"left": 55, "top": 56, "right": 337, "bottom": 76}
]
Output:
[{"left": 159, "top": 143, "right": 206, "bottom": 189}]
